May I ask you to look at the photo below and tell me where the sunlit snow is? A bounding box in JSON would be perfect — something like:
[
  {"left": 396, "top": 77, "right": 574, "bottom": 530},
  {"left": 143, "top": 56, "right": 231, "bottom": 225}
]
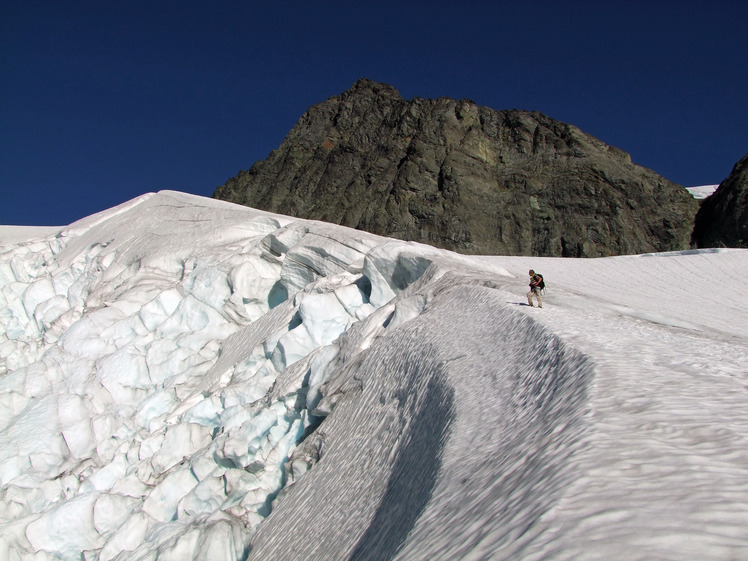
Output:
[
  {"left": 686, "top": 184, "right": 719, "bottom": 199},
  {"left": 1, "top": 191, "right": 746, "bottom": 561}
]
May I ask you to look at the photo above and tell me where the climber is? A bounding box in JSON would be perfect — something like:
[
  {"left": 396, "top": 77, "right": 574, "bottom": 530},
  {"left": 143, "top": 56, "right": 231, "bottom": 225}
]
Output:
[{"left": 527, "top": 269, "right": 544, "bottom": 308}]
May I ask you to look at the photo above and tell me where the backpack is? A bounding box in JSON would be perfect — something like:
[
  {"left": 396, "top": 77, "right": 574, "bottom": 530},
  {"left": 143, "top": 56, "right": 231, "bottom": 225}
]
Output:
[{"left": 536, "top": 274, "right": 545, "bottom": 290}]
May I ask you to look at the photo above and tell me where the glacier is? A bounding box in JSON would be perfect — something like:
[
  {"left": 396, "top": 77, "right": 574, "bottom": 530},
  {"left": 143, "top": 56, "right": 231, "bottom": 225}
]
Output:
[{"left": 1, "top": 190, "right": 747, "bottom": 561}]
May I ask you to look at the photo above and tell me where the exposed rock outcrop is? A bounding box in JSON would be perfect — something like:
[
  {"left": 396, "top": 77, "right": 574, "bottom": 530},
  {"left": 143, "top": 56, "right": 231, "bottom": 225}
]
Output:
[
  {"left": 214, "top": 79, "right": 699, "bottom": 257},
  {"left": 692, "top": 153, "right": 748, "bottom": 249}
]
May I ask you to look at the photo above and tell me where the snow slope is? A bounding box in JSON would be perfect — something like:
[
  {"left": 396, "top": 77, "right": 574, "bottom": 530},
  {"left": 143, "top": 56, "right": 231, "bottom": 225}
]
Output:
[
  {"left": 686, "top": 184, "right": 719, "bottom": 199},
  {"left": 1, "top": 191, "right": 747, "bottom": 560}
]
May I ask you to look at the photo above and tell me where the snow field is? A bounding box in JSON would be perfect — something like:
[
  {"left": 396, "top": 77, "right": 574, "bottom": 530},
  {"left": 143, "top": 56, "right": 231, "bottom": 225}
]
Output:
[
  {"left": 477, "top": 251, "right": 748, "bottom": 560},
  {"left": 1, "top": 190, "right": 747, "bottom": 561}
]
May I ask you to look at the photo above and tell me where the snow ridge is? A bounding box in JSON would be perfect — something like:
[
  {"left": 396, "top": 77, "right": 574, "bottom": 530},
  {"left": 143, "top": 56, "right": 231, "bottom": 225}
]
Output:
[{"left": 249, "top": 281, "right": 593, "bottom": 560}]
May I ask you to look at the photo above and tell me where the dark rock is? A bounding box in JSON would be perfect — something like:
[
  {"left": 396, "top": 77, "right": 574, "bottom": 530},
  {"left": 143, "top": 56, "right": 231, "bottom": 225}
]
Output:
[
  {"left": 692, "top": 153, "right": 748, "bottom": 249},
  {"left": 214, "top": 79, "right": 699, "bottom": 257}
]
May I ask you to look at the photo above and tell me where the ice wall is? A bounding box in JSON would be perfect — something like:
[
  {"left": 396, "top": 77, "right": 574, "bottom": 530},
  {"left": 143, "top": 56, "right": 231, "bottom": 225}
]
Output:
[{"left": 0, "top": 192, "right": 592, "bottom": 561}]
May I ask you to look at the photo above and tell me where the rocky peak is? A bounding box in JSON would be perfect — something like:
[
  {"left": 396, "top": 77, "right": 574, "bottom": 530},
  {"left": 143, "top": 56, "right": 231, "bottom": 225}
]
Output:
[
  {"left": 345, "top": 77, "right": 402, "bottom": 99},
  {"left": 692, "top": 152, "right": 748, "bottom": 248},
  {"left": 214, "top": 79, "right": 699, "bottom": 257}
]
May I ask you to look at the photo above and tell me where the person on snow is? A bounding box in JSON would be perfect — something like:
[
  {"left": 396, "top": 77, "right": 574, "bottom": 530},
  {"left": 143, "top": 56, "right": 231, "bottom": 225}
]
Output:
[{"left": 527, "top": 269, "right": 544, "bottom": 308}]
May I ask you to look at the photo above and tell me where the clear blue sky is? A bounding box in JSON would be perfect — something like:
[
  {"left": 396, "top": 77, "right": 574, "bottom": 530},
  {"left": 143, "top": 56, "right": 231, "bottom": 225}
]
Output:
[{"left": 2, "top": 1, "right": 746, "bottom": 226}]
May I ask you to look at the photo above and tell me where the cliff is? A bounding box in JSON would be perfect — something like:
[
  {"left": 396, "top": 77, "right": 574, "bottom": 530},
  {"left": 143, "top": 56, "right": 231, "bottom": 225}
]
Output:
[{"left": 692, "top": 152, "right": 748, "bottom": 249}]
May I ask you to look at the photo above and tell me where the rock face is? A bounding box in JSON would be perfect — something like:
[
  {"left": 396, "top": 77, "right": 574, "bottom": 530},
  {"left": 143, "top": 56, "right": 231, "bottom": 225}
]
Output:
[
  {"left": 214, "top": 79, "right": 698, "bottom": 257},
  {"left": 692, "top": 153, "right": 748, "bottom": 249}
]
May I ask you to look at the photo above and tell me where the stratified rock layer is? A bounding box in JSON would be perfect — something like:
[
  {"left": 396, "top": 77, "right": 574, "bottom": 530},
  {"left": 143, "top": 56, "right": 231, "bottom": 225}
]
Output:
[
  {"left": 214, "top": 79, "right": 698, "bottom": 257},
  {"left": 692, "top": 152, "right": 748, "bottom": 249}
]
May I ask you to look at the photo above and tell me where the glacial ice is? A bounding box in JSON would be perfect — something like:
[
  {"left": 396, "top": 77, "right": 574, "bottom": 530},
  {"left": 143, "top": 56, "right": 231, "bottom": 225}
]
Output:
[
  {"left": 1, "top": 190, "right": 747, "bottom": 561},
  {"left": 0, "top": 192, "right": 401, "bottom": 560}
]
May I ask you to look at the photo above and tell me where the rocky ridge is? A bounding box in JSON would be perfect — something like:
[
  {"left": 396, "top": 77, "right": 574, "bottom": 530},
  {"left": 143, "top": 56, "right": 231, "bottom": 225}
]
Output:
[
  {"left": 692, "top": 152, "right": 748, "bottom": 249},
  {"left": 214, "top": 79, "right": 699, "bottom": 257}
]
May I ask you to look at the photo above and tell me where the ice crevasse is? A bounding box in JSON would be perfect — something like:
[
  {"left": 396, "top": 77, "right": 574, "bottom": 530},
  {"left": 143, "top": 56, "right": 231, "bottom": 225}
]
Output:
[{"left": 0, "top": 191, "right": 593, "bottom": 561}]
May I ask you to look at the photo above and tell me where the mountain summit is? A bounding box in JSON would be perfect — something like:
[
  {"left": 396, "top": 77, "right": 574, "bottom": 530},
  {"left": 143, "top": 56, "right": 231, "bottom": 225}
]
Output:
[{"left": 214, "top": 79, "right": 698, "bottom": 256}]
